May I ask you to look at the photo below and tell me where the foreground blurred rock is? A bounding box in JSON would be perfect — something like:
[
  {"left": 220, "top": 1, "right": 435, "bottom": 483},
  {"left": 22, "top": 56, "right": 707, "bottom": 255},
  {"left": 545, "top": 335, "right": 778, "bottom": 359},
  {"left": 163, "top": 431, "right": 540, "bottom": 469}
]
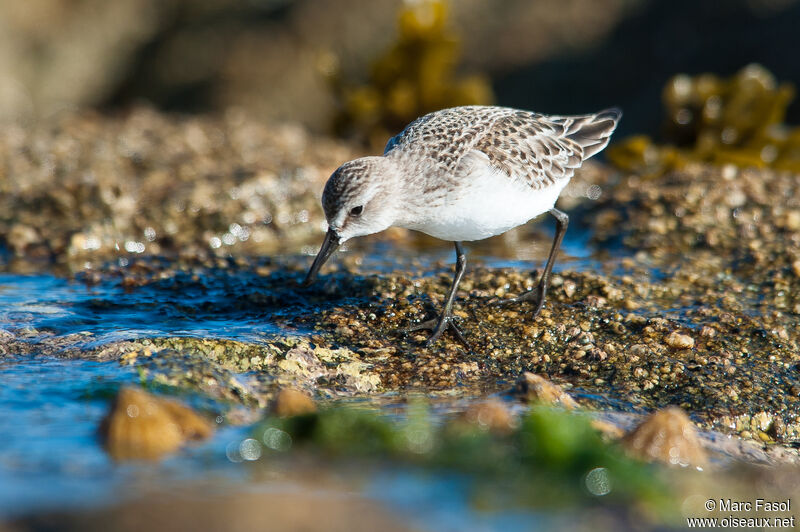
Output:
[
  {"left": 100, "top": 387, "right": 214, "bottom": 460},
  {"left": 12, "top": 487, "right": 417, "bottom": 532},
  {"left": 622, "top": 407, "right": 708, "bottom": 468}
]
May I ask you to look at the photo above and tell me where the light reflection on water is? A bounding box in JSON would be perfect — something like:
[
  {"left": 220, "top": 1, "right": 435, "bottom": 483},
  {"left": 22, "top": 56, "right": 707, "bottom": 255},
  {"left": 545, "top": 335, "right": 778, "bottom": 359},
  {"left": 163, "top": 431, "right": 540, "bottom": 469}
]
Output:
[{"left": 0, "top": 273, "right": 284, "bottom": 344}]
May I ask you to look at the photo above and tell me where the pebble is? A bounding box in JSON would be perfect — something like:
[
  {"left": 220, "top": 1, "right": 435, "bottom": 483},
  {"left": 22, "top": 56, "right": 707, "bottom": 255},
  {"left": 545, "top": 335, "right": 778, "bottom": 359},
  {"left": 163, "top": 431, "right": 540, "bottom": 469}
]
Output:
[
  {"left": 622, "top": 407, "right": 707, "bottom": 467},
  {"left": 100, "top": 387, "right": 213, "bottom": 460},
  {"left": 272, "top": 388, "right": 317, "bottom": 417},
  {"left": 665, "top": 331, "right": 695, "bottom": 349},
  {"left": 512, "top": 373, "right": 578, "bottom": 409}
]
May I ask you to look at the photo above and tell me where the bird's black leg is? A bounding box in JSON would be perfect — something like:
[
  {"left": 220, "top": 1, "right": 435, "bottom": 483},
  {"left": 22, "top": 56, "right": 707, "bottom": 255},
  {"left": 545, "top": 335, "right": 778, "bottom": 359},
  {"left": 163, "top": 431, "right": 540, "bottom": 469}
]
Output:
[
  {"left": 493, "top": 208, "right": 568, "bottom": 318},
  {"left": 398, "top": 241, "right": 469, "bottom": 347}
]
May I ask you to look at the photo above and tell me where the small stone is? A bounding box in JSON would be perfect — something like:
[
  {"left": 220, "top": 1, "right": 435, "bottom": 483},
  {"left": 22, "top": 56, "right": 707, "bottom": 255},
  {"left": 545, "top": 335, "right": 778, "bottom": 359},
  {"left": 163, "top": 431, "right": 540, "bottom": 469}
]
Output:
[
  {"left": 622, "top": 407, "right": 707, "bottom": 467},
  {"left": 8, "top": 224, "right": 40, "bottom": 254},
  {"left": 272, "top": 388, "right": 317, "bottom": 417},
  {"left": 562, "top": 280, "right": 576, "bottom": 298},
  {"left": 665, "top": 331, "right": 694, "bottom": 349},
  {"left": 512, "top": 372, "right": 578, "bottom": 409},
  {"left": 785, "top": 210, "right": 800, "bottom": 231},
  {"left": 461, "top": 399, "right": 515, "bottom": 433},
  {"left": 792, "top": 260, "right": 800, "bottom": 278},
  {"left": 752, "top": 411, "right": 772, "bottom": 432},
  {"left": 100, "top": 387, "right": 214, "bottom": 461},
  {"left": 622, "top": 299, "right": 640, "bottom": 310},
  {"left": 699, "top": 326, "right": 717, "bottom": 338}
]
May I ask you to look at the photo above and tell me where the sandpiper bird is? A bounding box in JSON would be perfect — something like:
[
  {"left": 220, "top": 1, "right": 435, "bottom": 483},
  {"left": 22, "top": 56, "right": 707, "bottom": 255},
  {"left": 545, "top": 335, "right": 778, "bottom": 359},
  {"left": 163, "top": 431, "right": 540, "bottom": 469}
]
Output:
[{"left": 303, "top": 105, "right": 621, "bottom": 346}]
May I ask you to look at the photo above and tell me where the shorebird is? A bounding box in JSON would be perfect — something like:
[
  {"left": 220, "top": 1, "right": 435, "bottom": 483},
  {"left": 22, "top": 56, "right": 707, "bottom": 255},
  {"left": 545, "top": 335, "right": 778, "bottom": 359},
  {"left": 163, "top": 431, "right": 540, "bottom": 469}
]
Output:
[{"left": 303, "top": 105, "right": 621, "bottom": 346}]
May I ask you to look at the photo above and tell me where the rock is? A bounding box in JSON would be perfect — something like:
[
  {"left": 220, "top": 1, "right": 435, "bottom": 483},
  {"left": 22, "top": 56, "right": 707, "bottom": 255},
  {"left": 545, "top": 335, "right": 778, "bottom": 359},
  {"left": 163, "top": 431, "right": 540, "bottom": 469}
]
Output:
[
  {"left": 272, "top": 388, "right": 317, "bottom": 417},
  {"left": 461, "top": 399, "right": 515, "bottom": 433},
  {"left": 7, "top": 224, "right": 40, "bottom": 254},
  {"left": 513, "top": 373, "right": 579, "bottom": 409},
  {"left": 100, "top": 387, "right": 213, "bottom": 460},
  {"left": 664, "top": 331, "right": 694, "bottom": 350},
  {"left": 622, "top": 407, "right": 708, "bottom": 467},
  {"left": 591, "top": 419, "right": 625, "bottom": 439}
]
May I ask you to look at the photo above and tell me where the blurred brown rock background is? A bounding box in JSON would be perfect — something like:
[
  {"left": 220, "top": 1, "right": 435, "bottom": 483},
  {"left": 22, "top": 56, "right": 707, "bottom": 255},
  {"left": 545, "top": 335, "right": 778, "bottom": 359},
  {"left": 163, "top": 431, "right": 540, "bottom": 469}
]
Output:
[
  {"left": 2, "top": 0, "right": 800, "bottom": 263},
  {"left": 4, "top": 0, "right": 800, "bottom": 135},
  {"left": 0, "top": 0, "right": 634, "bottom": 128}
]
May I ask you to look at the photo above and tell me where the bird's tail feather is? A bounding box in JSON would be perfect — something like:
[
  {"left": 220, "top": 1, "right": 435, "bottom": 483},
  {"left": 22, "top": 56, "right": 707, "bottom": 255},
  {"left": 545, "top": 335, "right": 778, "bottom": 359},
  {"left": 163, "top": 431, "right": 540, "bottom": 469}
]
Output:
[{"left": 564, "top": 108, "right": 622, "bottom": 160}]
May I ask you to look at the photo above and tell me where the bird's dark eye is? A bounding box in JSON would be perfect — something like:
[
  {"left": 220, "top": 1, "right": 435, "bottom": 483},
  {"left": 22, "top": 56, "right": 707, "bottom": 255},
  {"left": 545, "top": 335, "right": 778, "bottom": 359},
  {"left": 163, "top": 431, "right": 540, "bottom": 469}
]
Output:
[{"left": 350, "top": 205, "right": 363, "bottom": 216}]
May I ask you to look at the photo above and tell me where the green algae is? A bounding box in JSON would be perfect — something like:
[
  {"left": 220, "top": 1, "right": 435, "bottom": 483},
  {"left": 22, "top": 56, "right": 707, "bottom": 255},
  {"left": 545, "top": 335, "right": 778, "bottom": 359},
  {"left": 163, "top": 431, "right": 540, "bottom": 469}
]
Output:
[
  {"left": 607, "top": 64, "right": 800, "bottom": 175},
  {"left": 255, "top": 403, "right": 674, "bottom": 517},
  {"left": 329, "top": 0, "right": 493, "bottom": 146}
]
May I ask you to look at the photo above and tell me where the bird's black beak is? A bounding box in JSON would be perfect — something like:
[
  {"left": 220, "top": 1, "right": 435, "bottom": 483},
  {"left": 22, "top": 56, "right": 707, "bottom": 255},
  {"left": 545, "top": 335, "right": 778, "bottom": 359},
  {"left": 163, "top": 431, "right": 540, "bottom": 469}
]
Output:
[{"left": 302, "top": 228, "right": 340, "bottom": 287}]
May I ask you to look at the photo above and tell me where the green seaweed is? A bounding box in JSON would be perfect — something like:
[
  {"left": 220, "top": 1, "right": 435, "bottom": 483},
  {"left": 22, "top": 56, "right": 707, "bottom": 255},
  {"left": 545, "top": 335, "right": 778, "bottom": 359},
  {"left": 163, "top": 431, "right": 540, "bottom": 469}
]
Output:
[
  {"left": 255, "top": 404, "right": 674, "bottom": 518},
  {"left": 608, "top": 64, "right": 800, "bottom": 175}
]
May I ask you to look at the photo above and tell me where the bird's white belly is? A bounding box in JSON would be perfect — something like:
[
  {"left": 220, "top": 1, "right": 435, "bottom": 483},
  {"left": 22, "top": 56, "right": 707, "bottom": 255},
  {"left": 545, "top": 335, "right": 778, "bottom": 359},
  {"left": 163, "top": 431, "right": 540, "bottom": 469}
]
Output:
[{"left": 402, "top": 173, "right": 568, "bottom": 242}]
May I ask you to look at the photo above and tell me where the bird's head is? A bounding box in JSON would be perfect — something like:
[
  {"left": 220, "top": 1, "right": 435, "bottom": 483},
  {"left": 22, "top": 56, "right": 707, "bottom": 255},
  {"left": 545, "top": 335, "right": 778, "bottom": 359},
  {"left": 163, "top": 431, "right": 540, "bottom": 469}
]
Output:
[{"left": 303, "top": 156, "right": 400, "bottom": 286}]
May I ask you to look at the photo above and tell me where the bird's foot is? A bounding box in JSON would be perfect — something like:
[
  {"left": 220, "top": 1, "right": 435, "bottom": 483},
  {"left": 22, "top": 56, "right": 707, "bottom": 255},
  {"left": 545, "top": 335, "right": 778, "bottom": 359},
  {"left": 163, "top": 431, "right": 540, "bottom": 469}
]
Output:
[
  {"left": 489, "top": 283, "right": 546, "bottom": 318},
  {"left": 397, "top": 313, "right": 469, "bottom": 348}
]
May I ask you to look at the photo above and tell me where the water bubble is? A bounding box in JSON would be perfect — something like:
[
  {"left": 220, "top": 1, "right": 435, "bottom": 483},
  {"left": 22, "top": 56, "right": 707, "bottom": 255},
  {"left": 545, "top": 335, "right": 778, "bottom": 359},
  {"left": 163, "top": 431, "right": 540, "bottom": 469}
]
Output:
[
  {"left": 671, "top": 74, "right": 692, "bottom": 100},
  {"left": 760, "top": 144, "right": 778, "bottom": 163},
  {"left": 229, "top": 223, "right": 250, "bottom": 241},
  {"left": 405, "top": 429, "right": 434, "bottom": 454},
  {"left": 721, "top": 127, "right": 738, "bottom": 145},
  {"left": 124, "top": 241, "right": 145, "bottom": 253},
  {"left": 84, "top": 237, "right": 101, "bottom": 251},
  {"left": 239, "top": 438, "right": 262, "bottom": 461},
  {"left": 144, "top": 227, "right": 157, "bottom": 241},
  {"left": 675, "top": 108, "right": 692, "bottom": 125},
  {"left": 222, "top": 233, "right": 236, "bottom": 246},
  {"left": 126, "top": 404, "right": 139, "bottom": 418},
  {"left": 584, "top": 467, "right": 612, "bottom": 496},
  {"left": 262, "top": 427, "right": 292, "bottom": 451},
  {"left": 225, "top": 441, "right": 243, "bottom": 463},
  {"left": 586, "top": 184, "right": 602, "bottom": 201},
  {"left": 209, "top": 237, "right": 222, "bottom": 249}
]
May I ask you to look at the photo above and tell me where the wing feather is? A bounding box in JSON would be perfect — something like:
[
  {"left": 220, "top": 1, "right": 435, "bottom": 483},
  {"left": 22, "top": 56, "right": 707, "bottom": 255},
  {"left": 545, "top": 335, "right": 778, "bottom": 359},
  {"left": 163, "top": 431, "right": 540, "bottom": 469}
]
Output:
[{"left": 383, "top": 106, "right": 621, "bottom": 190}]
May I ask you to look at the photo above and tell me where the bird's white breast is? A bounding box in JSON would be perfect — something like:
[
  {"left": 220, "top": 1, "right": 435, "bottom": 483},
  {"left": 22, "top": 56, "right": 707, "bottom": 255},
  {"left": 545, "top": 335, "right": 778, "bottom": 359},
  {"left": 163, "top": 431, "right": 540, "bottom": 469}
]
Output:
[{"left": 398, "top": 155, "right": 568, "bottom": 242}]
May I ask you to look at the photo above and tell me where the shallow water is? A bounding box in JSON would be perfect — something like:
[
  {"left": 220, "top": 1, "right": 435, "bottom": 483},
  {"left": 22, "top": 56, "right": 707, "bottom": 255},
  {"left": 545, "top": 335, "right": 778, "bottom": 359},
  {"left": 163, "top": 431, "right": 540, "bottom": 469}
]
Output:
[{"left": 0, "top": 225, "right": 607, "bottom": 528}]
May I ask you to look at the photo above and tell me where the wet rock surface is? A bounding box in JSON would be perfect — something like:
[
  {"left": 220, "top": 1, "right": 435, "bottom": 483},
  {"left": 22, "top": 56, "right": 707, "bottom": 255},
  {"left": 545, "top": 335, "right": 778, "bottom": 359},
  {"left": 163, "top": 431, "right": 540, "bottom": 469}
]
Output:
[
  {"left": 1, "top": 242, "right": 796, "bottom": 452},
  {"left": 1, "top": 108, "right": 800, "bottom": 481}
]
